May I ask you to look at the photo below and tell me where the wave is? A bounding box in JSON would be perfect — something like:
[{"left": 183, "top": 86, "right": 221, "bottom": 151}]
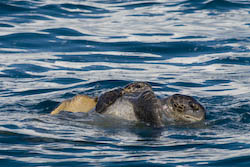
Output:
[{"left": 1, "top": 0, "right": 250, "bottom": 166}]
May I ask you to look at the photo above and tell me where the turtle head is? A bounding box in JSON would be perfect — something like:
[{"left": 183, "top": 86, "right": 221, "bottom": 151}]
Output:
[
  {"left": 162, "top": 94, "right": 206, "bottom": 123},
  {"left": 123, "top": 82, "right": 152, "bottom": 95}
]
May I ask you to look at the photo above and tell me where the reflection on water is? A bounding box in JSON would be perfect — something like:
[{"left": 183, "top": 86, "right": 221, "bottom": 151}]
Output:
[{"left": 1, "top": 0, "right": 250, "bottom": 166}]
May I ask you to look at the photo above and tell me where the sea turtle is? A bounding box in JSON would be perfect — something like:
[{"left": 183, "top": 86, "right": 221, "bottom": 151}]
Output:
[{"left": 51, "top": 82, "right": 206, "bottom": 127}]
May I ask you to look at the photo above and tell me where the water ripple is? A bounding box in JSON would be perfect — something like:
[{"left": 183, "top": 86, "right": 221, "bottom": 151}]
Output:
[{"left": 1, "top": 0, "right": 250, "bottom": 166}]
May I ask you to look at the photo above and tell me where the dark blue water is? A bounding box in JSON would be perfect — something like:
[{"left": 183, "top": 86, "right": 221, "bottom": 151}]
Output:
[{"left": 1, "top": 0, "right": 250, "bottom": 166}]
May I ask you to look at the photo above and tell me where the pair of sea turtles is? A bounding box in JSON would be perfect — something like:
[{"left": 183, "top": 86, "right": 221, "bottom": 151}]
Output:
[{"left": 51, "top": 82, "right": 206, "bottom": 127}]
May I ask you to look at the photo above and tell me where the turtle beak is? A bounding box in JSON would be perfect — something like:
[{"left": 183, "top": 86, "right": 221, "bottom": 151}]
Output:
[
  {"left": 182, "top": 108, "right": 206, "bottom": 122},
  {"left": 184, "top": 100, "right": 206, "bottom": 122}
]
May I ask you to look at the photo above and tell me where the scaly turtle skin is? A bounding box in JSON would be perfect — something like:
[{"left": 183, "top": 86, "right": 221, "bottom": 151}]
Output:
[
  {"left": 95, "top": 82, "right": 163, "bottom": 127},
  {"left": 95, "top": 82, "right": 152, "bottom": 113},
  {"left": 162, "top": 94, "right": 206, "bottom": 123},
  {"left": 95, "top": 82, "right": 206, "bottom": 127},
  {"left": 95, "top": 88, "right": 123, "bottom": 114},
  {"left": 51, "top": 82, "right": 206, "bottom": 127}
]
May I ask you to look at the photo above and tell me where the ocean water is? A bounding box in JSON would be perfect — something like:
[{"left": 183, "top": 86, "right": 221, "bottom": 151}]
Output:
[{"left": 1, "top": 0, "right": 250, "bottom": 166}]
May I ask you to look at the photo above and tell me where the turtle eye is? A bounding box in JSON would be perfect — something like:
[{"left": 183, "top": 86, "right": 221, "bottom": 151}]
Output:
[
  {"left": 189, "top": 102, "right": 199, "bottom": 111},
  {"left": 135, "top": 84, "right": 142, "bottom": 88}
]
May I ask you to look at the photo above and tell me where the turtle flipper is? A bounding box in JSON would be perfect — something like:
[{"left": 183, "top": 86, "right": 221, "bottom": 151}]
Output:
[
  {"left": 51, "top": 95, "right": 97, "bottom": 115},
  {"left": 134, "top": 90, "right": 163, "bottom": 127},
  {"left": 95, "top": 88, "right": 123, "bottom": 113}
]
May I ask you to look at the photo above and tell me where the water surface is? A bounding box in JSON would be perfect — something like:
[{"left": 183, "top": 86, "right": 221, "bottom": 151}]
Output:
[{"left": 1, "top": 0, "right": 250, "bottom": 166}]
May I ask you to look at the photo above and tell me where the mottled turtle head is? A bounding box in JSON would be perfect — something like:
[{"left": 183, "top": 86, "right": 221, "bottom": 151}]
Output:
[
  {"left": 123, "top": 82, "right": 152, "bottom": 95},
  {"left": 162, "top": 94, "right": 206, "bottom": 122}
]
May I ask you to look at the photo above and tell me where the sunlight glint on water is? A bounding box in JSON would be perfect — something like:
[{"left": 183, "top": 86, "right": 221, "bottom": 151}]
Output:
[{"left": 0, "top": 0, "right": 250, "bottom": 166}]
